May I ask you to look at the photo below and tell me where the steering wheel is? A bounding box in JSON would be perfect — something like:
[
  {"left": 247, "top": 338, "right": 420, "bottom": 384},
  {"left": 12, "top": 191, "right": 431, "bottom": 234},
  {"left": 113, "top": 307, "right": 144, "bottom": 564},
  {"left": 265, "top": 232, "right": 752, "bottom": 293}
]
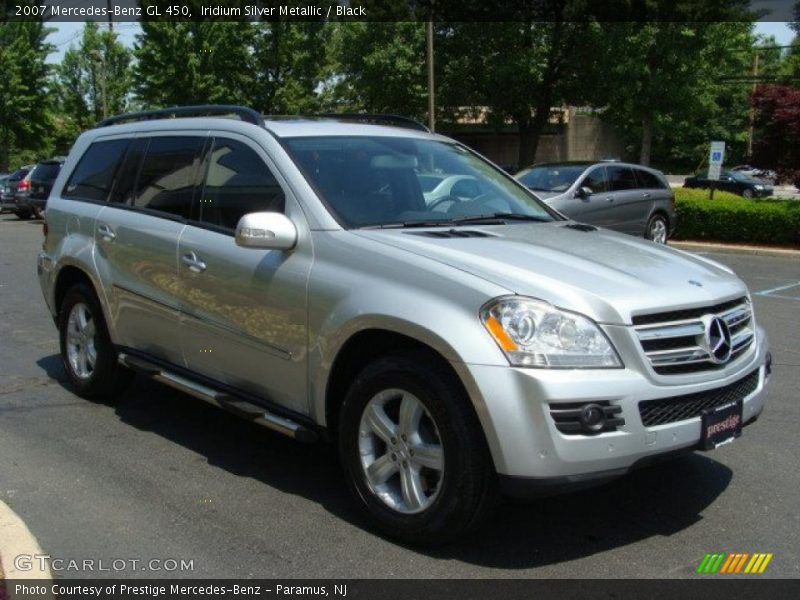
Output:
[{"left": 428, "top": 195, "right": 463, "bottom": 212}]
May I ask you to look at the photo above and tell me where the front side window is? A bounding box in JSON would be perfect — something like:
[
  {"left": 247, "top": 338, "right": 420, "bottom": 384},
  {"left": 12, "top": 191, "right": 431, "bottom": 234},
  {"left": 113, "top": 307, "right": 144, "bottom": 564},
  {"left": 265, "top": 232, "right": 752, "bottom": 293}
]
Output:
[
  {"left": 133, "top": 136, "right": 205, "bottom": 218},
  {"left": 580, "top": 167, "right": 608, "bottom": 194},
  {"left": 63, "top": 139, "right": 130, "bottom": 202},
  {"left": 198, "top": 138, "right": 285, "bottom": 231},
  {"left": 516, "top": 164, "right": 587, "bottom": 193},
  {"left": 285, "top": 136, "right": 556, "bottom": 228}
]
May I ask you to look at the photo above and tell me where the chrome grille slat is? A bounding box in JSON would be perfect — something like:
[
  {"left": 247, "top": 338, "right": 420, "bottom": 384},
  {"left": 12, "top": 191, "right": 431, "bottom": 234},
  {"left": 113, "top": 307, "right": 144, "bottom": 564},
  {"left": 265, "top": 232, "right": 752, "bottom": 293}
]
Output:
[{"left": 633, "top": 298, "right": 754, "bottom": 375}]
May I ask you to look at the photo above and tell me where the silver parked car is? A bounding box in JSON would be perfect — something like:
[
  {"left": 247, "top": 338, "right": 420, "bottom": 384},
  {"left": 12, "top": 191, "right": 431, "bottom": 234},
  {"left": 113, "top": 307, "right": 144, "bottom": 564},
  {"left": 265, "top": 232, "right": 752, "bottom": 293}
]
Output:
[
  {"left": 516, "top": 161, "right": 676, "bottom": 244},
  {"left": 38, "top": 106, "right": 770, "bottom": 545}
]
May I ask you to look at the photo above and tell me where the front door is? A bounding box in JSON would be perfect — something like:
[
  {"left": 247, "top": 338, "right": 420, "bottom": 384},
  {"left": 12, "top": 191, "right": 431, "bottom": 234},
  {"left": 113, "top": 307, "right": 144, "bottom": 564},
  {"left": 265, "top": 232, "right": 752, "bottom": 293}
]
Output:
[{"left": 178, "top": 134, "right": 312, "bottom": 415}]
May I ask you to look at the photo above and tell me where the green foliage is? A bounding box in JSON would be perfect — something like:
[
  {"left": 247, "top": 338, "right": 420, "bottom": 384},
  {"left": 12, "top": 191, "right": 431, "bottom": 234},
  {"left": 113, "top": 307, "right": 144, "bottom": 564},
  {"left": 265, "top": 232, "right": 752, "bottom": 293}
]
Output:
[
  {"left": 673, "top": 188, "right": 800, "bottom": 245},
  {"left": 0, "top": 22, "right": 53, "bottom": 172},
  {"left": 54, "top": 23, "right": 132, "bottom": 139},
  {"left": 134, "top": 21, "right": 255, "bottom": 107},
  {"left": 330, "top": 22, "right": 427, "bottom": 117}
]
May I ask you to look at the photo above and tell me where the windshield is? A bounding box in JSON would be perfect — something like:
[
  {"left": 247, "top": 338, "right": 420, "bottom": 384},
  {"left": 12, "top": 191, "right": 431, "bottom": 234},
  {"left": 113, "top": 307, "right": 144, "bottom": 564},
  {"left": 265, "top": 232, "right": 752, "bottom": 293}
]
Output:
[
  {"left": 32, "top": 162, "right": 62, "bottom": 181},
  {"left": 283, "top": 136, "right": 557, "bottom": 228},
  {"left": 516, "top": 164, "right": 588, "bottom": 192}
]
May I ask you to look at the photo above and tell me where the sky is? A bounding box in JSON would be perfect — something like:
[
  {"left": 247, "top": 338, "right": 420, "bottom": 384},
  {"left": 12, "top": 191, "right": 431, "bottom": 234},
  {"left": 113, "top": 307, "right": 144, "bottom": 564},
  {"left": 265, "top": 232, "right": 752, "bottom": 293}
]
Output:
[{"left": 45, "top": 21, "right": 797, "bottom": 64}]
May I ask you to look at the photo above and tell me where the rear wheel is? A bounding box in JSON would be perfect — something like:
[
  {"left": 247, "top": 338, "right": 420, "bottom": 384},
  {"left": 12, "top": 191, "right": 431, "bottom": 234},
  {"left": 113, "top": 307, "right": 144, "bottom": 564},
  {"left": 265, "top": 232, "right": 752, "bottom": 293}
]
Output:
[
  {"left": 59, "top": 283, "right": 131, "bottom": 399},
  {"left": 339, "top": 354, "right": 495, "bottom": 545},
  {"left": 15, "top": 210, "right": 32, "bottom": 220},
  {"left": 645, "top": 213, "right": 668, "bottom": 244}
]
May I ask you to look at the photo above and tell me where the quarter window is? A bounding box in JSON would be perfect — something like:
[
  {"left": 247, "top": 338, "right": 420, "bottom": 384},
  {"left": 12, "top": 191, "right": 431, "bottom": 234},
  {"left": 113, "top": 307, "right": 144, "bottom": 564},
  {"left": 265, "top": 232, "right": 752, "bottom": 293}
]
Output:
[
  {"left": 635, "top": 169, "right": 666, "bottom": 189},
  {"left": 63, "top": 139, "right": 130, "bottom": 202},
  {"left": 198, "top": 138, "right": 285, "bottom": 230},
  {"left": 133, "top": 136, "right": 205, "bottom": 218}
]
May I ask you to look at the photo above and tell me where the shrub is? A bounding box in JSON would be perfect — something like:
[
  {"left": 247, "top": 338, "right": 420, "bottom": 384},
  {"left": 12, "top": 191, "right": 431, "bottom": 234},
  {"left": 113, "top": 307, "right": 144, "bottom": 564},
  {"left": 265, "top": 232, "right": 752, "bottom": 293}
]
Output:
[{"left": 673, "top": 188, "right": 800, "bottom": 246}]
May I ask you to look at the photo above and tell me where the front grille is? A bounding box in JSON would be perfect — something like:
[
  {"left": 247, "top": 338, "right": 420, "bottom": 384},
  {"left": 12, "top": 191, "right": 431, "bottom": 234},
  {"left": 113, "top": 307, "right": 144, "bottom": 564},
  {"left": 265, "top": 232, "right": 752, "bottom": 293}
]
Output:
[
  {"left": 638, "top": 369, "right": 760, "bottom": 427},
  {"left": 633, "top": 297, "right": 755, "bottom": 375}
]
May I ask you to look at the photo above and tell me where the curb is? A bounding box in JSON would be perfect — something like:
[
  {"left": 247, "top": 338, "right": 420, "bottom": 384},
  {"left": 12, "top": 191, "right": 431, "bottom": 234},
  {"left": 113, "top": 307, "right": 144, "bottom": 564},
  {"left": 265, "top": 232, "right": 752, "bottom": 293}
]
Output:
[
  {"left": 671, "top": 241, "right": 800, "bottom": 257},
  {"left": 0, "top": 499, "right": 52, "bottom": 599}
]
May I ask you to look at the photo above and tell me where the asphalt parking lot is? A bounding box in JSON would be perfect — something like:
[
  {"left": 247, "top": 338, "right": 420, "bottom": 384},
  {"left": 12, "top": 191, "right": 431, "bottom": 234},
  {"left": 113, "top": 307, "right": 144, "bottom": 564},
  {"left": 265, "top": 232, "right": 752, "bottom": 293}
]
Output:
[{"left": 0, "top": 213, "right": 798, "bottom": 579}]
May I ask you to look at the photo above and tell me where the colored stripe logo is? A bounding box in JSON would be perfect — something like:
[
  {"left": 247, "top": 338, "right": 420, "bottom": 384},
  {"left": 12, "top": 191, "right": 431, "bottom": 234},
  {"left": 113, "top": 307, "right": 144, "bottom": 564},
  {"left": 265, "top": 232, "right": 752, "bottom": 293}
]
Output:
[{"left": 697, "top": 552, "right": 773, "bottom": 574}]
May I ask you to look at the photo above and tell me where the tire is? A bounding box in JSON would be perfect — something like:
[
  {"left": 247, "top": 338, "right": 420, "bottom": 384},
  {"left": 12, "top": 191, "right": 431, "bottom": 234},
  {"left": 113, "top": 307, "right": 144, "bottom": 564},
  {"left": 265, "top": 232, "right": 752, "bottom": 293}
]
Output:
[
  {"left": 339, "top": 354, "right": 495, "bottom": 545},
  {"left": 742, "top": 188, "right": 754, "bottom": 199},
  {"left": 58, "top": 283, "right": 132, "bottom": 399},
  {"left": 15, "top": 210, "right": 32, "bottom": 220},
  {"left": 645, "top": 213, "right": 669, "bottom": 244}
]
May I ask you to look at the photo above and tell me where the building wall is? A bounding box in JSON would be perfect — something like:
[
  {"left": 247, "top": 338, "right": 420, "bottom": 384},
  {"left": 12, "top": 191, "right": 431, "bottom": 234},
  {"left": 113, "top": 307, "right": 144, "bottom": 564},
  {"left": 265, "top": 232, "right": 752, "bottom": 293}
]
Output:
[{"left": 446, "top": 110, "right": 624, "bottom": 171}]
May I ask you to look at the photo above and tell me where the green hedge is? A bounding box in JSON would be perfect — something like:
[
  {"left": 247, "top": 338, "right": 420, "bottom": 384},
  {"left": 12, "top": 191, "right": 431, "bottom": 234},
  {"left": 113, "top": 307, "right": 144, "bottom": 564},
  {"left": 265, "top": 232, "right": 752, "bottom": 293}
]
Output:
[{"left": 673, "top": 188, "right": 800, "bottom": 246}]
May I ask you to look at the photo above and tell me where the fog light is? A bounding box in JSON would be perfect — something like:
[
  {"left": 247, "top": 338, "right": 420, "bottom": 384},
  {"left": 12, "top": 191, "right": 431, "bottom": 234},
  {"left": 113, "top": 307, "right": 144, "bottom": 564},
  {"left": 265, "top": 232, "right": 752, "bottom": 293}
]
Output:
[{"left": 580, "top": 404, "right": 606, "bottom": 432}]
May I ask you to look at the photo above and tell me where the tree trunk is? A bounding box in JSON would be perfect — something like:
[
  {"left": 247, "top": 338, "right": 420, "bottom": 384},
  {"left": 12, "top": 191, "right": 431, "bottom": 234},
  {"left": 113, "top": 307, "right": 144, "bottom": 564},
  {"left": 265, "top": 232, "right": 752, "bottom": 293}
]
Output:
[
  {"left": 518, "top": 119, "right": 536, "bottom": 170},
  {"left": 639, "top": 114, "right": 653, "bottom": 166}
]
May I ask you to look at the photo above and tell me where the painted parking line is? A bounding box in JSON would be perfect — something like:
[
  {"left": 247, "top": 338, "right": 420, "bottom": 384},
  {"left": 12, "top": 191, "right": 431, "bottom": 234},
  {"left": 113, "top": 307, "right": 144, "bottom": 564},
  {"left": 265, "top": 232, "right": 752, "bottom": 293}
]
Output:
[
  {"left": 754, "top": 281, "right": 800, "bottom": 300},
  {"left": 0, "top": 499, "right": 52, "bottom": 589}
]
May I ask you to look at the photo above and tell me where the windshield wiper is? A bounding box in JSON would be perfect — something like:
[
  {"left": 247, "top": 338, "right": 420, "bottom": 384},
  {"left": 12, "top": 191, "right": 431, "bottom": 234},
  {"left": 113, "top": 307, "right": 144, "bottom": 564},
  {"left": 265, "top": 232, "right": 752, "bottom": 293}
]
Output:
[
  {"left": 358, "top": 213, "right": 549, "bottom": 230},
  {"left": 448, "top": 213, "right": 551, "bottom": 224}
]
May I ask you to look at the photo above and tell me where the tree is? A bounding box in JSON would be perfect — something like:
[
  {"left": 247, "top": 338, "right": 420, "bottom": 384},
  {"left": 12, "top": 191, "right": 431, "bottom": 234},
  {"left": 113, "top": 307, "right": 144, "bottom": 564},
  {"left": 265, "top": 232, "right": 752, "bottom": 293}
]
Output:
[
  {"left": 134, "top": 21, "right": 255, "bottom": 107},
  {"left": 55, "top": 22, "right": 132, "bottom": 134},
  {"left": 251, "top": 22, "right": 332, "bottom": 114},
  {"left": 751, "top": 84, "right": 800, "bottom": 186},
  {"left": 0, "top": 22, "right": 53, "bottom": 172},
  {"left": 330, "top": 22, "right": 428, "bottom": 118}
]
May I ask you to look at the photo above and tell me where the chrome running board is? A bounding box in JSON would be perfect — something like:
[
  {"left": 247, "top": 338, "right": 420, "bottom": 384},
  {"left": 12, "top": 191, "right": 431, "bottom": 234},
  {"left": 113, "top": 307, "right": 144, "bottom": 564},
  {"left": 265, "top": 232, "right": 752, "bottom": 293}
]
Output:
[{"left": 117, "top": 352, "right": 317, "bottom": 443}]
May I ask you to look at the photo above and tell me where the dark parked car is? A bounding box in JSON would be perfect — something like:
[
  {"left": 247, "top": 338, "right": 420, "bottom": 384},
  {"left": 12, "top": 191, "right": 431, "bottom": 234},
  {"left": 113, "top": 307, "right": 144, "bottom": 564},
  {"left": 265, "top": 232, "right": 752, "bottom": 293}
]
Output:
[
  {"left": 683, "top": 169, "right": 774, "bottom": 198},
  {"left": 13, "top": 157, "right": 66, "bottom": 218},
  {"left": 0, "top": 174, "right": 8, "bottom": 213},
  {"left": 0, "top": 165, "right": 34, "bottom": 217},
  {"left": 515, "top": 161, "right": 676, "bottom": 244}
]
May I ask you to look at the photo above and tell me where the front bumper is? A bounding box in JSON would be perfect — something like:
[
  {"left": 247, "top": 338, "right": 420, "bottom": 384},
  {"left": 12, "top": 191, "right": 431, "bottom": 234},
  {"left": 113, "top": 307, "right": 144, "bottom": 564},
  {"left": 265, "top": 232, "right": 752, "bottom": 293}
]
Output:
[{"left": 456, "top": 327, "right": 770, "bottom": 489}]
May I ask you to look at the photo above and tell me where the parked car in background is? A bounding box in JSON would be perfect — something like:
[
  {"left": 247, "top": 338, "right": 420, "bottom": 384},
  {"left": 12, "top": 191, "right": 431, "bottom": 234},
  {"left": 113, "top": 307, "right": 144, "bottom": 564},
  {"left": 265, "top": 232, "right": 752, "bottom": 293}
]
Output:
[
  {"left": 0, "top": 174, "right": 8, "bottom": 213},
  {"left": 515, "top": 161, "right": 676, "bottom": 244},
  {"left": 0, "top": 165, "right": 34, "bottom": 218},
  {"left": 22, "top": 157, "right": 66, "bottom": 218},
  {"left": 731, "top": 164, "right": 776, "bottom": 183},
  {"left": 683, "top": 169, "right": 774, "bottom": 198}
]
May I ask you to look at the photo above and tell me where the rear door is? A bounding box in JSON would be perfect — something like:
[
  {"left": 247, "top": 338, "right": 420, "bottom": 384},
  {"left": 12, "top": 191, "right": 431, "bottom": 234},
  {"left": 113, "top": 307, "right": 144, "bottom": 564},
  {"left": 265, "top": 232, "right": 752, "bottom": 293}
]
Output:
[
  {"left": 604, "top": 165, "right": 643, "bottom": 233},
  {"left": 634, "top": 168, "right": 672, "bottom": 229},
  {"left": 177, "top": 134, "right": 312, "bottom": 415},
  {"left": 94, "top": 134, "right": 207, "bottom": 364}
]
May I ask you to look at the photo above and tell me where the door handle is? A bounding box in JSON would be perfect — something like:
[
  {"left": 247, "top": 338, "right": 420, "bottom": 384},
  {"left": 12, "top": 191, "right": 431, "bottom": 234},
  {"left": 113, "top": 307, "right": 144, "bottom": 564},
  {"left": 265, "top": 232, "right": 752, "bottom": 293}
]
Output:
[
  {"left": 643, "top": 192, "right": 651, "bottom": 198},
  {"left": 605, "top": 196, "right": 616, "bottom": 202},
  {"left": 181, "top": 252, "right": 207, "bottom": 273},
  {"left": 97, "top": 224, "right": 116, "bottom": 241}
]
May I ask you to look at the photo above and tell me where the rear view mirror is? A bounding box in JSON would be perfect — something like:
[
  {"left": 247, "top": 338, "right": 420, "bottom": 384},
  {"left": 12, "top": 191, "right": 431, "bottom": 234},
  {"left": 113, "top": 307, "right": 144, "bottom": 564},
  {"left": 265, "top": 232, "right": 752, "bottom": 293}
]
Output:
[{"left": 235, "top": 212, "right": 297, "bottom": 251}]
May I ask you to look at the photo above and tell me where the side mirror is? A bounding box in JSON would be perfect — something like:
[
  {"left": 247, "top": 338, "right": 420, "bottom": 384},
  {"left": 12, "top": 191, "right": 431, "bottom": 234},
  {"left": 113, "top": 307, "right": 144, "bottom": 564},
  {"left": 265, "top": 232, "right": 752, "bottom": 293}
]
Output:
[
  {"left": 575, "top": 186, "right": 594, "bottom": 199},
  {"left": 235, "top": 212, "right": 297, "bottom": 251}
]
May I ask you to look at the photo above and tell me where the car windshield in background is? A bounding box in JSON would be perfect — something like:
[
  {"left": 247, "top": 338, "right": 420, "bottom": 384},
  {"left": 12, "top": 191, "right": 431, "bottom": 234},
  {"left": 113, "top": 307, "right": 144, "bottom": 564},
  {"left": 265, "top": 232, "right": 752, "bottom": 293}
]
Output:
[
  {"left": 32, "top": 162, "right": 62, "bottom": 180},
  {"left": 516, "top": 164, "right": 587, "bottom": 192},
  {"left": 728, "top": 170, "right": 756, "bottom": 182},
  {"left": 284, "top": 136, "right": 556, "bottom": 228}
]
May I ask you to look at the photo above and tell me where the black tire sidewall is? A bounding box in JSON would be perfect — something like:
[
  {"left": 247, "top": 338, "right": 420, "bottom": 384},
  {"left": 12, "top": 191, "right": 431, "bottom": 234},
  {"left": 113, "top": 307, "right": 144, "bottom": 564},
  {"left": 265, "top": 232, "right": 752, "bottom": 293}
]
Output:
[
  {"left": 339, "top": 355, "right": 492, "bottom": 544},
  {"left": 58, "top": 283, "right": 119, "bottom": 398}
]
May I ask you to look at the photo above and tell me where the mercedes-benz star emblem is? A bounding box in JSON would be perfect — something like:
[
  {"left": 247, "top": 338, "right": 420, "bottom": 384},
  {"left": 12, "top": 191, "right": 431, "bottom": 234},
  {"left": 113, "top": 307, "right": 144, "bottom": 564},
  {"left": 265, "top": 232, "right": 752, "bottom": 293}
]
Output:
[{"left": 704, "top": 316, "right": 733, "bottom": 364}]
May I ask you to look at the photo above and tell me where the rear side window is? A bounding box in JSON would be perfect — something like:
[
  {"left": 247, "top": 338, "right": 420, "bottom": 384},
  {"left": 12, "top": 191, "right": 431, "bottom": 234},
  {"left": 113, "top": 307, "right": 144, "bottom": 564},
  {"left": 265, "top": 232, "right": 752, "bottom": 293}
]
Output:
[
  {"left": 607, "top": 166, "right": 638, "bottom": 191},
  {"left": 133, "top": 136, "right": 205, "bottom": 218},
  {"left": 198, "top": 138, "right": 285, "bottom": 231},
  {"left": 635, "top": 169, "right": 667, "bottom": 189},
  {"left": 63, "top": 140, "right": 129, "bottom": 202}
]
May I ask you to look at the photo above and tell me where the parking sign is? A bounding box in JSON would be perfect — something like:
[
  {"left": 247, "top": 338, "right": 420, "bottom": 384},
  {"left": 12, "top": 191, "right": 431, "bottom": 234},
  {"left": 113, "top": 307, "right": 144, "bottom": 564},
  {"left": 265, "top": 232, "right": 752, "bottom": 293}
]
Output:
[{"left": 708, "top": 141, "right": 725, "bottom": 181}]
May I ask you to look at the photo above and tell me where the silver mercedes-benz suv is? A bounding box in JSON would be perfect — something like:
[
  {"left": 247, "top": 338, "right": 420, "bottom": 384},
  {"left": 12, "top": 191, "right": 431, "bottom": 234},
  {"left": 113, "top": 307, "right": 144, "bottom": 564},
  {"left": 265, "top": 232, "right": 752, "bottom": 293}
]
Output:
[{"left": 38, "top": 106, "right": 771, "bottom": 545}]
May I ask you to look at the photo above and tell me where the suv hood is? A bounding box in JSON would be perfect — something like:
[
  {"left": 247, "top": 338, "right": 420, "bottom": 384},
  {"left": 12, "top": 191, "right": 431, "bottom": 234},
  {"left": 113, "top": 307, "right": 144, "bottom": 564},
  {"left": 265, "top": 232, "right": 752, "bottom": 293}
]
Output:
[{"left": 354, "top": 222, "right": 747, "bottom": 324}]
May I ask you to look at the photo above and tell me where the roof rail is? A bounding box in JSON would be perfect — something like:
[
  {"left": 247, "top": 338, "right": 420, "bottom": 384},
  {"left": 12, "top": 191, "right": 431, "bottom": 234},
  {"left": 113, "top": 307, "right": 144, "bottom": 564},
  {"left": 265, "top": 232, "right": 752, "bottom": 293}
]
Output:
[
  {"left": 311, "top": 113, "right": 430, "bottom": 132},
  {"left": 97, "top": 105, "right": 263, "bottom": 128}
]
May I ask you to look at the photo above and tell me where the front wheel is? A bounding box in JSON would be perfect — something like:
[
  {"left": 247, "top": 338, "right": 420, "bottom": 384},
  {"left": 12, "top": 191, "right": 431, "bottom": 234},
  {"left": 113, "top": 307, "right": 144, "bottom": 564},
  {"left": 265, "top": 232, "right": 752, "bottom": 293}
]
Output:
[
  {"left": 339, "top": 355, "right": 495, "bottom": 545},
  {"left": 15, "top": 209, "right": 32, "bottom": 220},
  {"left": 742, "top": 188, "right": 754, "bottom": 199},
  {"left": 645, "top": 213, "right": 669, "bottom": 244},
  {"left": 59, "top": 283, "right": 131, "bottom": 399}
]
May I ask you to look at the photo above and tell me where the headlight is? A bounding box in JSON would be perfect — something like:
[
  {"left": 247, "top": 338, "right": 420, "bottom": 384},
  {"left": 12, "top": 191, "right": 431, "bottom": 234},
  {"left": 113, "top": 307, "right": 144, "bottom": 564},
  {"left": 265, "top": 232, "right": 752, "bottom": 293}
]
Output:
[
  {"left": 754, "top": 185, "right": 763, "bottom": 190},
  {"left": 480, "top": 297, "right": 622, "bottom": 368}
]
